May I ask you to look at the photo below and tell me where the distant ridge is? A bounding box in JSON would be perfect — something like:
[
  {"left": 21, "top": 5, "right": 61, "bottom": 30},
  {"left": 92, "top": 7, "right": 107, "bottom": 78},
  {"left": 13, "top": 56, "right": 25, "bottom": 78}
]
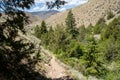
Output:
[{"left": 31, "top": 10, "right": 59, "bottom": 20}]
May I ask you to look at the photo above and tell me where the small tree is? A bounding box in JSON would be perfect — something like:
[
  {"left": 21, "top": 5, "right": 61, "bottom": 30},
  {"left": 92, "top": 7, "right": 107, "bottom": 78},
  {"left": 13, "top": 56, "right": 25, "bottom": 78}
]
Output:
[
  {"left": 83, "top": 36, "right": 106, "bottom": 77},
  {"left": 107, "top": 11, "right": 114, "bottom": 20},
  {"left": 94, "top": 18, "right": 106, "bottom": 34},
  {"left": 40, "top": 21, "right": 47, "bottom": 35},
  {"left": 35, "top": 21, "right": 47, "bottom": 38}
]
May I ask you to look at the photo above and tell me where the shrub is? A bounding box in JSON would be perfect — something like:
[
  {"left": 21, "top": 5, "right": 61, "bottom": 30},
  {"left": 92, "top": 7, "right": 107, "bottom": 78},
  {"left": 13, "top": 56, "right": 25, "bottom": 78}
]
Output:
[{"left": 107, "top": 11, "right": 114, "bottom": 20}]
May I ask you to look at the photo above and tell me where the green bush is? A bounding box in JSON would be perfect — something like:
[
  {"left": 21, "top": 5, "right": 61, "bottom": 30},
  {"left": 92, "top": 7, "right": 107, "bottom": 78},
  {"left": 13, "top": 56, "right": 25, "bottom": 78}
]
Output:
[
  {"left": 86, "top": 67, "right": 98, "bottom": 75},
  {"left": 107, "top": 11, "right": 114, "bottom": 20},
  {"left": 105, "top": 70, "right": 120, "bottom": 80},
  {"left": 94, "top": 18, "right": 106, "bottom": 34}
]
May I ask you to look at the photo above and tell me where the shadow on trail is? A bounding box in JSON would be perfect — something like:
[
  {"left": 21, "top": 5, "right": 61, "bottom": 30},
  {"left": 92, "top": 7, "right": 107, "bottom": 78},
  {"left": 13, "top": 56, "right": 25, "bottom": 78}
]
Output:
[{"left": 0, "top": 62, "right": 51, "bottom": 80}]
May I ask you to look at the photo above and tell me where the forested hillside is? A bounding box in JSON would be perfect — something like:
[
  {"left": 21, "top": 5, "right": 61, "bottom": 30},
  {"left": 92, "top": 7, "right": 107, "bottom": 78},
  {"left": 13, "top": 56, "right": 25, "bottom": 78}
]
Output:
[
  {"left": 1, "top": 0, "right": 120, "bottom": 80},
  {"left": 35, "top": 10, "right": 120, "bottom": 80}
]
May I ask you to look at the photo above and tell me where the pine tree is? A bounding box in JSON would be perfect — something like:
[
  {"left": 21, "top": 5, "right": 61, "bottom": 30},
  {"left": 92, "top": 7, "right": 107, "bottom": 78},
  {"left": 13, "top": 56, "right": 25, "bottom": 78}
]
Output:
[
  {"left": 65, "top": 10, "right": 76, "bottom": 29},
  {"left": 40, "top": 21, "right": 47, "bottom": 35},
  {"left": 65, "top": 10, "right": 78, "bottom": 38},
  {"left": 35, "top": 21, "right": 47, "bottom": 38}
]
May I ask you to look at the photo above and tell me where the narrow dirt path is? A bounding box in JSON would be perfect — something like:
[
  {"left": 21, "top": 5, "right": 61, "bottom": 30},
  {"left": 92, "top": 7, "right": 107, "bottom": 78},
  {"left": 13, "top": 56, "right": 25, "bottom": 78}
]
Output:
[
  {"left": 44, "top": 54, "right": 67, "bottom": 79},
  {"left": 41, "top": 47, "right": 86, "bottom": 80},
  {"left": 19, "top": 33, "right": 99, "bottom": 80},
  {"left": 20, "top": 33, "right": 68, "bottom": 79}
]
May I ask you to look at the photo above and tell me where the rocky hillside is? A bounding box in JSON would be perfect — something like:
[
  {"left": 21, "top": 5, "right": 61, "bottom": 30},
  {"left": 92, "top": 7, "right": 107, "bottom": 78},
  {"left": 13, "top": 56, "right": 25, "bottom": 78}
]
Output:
[
  {"left": 25, "top": 13, "right": 42, "bottom": 32},
  {"left": 45, "top": 0, "right": 120, "bottom": 27}
]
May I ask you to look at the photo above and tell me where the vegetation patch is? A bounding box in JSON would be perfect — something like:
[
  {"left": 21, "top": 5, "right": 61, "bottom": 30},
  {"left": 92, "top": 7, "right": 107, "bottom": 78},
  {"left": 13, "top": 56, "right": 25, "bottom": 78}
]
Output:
[{"left": 35, "top": 10, "right": 120, "bottom": 79}]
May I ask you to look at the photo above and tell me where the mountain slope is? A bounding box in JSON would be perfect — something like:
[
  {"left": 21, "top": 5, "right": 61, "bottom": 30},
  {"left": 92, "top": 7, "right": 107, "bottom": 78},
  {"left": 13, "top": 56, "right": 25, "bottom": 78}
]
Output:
[
  {"left": 25, "top": 13, "right": 42, "bottom": 32},
  {"left": 46, "top": 0, "right": 120, "bottom": 27},
  {"left": 24, "top": 10, "right": 59, "bottom": 31}
]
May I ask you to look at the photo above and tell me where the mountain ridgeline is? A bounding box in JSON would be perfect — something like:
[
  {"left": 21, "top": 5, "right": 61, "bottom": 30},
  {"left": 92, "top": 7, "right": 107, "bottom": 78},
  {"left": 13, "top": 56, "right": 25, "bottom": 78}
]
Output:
[{"left": 31, "top": 10, "right": 59, "bottom": 20}]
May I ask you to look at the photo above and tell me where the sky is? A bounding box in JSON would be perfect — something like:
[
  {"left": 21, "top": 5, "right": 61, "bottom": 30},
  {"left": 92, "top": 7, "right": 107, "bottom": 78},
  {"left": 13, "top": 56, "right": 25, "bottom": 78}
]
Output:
[{"left": 26, "top": 0, "right": 88, "bottom": 12}]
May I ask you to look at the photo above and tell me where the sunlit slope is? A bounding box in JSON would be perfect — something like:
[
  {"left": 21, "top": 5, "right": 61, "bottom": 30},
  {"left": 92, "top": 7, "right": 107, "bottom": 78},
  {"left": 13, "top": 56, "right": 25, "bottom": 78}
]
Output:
[{"left": 46, "top": 0, "right": 120, "bottom": 27}]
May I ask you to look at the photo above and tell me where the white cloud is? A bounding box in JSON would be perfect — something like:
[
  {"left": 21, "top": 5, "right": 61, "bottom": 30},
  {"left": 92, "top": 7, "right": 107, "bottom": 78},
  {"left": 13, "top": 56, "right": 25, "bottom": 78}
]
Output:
[
  {"left": 33, "top": 7, "right": 41, "bottom": 11},
  {"left": 32, "top": 5, "right": 47, "bottom": 12},
  {"left": 59, "top": 7, "right": 66, "bottom": 11},
  {"left": 35, "top": 0, "right": 51, "bottom": 3},
  {"left": 58, "top": 0, "right": 88, "bottom": 11},
  {"left": 29, "top": 0, "right": 88, "bottom": 12},
  {"left": 39, "top": 5, "right": 48, "bottom": 11}
]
